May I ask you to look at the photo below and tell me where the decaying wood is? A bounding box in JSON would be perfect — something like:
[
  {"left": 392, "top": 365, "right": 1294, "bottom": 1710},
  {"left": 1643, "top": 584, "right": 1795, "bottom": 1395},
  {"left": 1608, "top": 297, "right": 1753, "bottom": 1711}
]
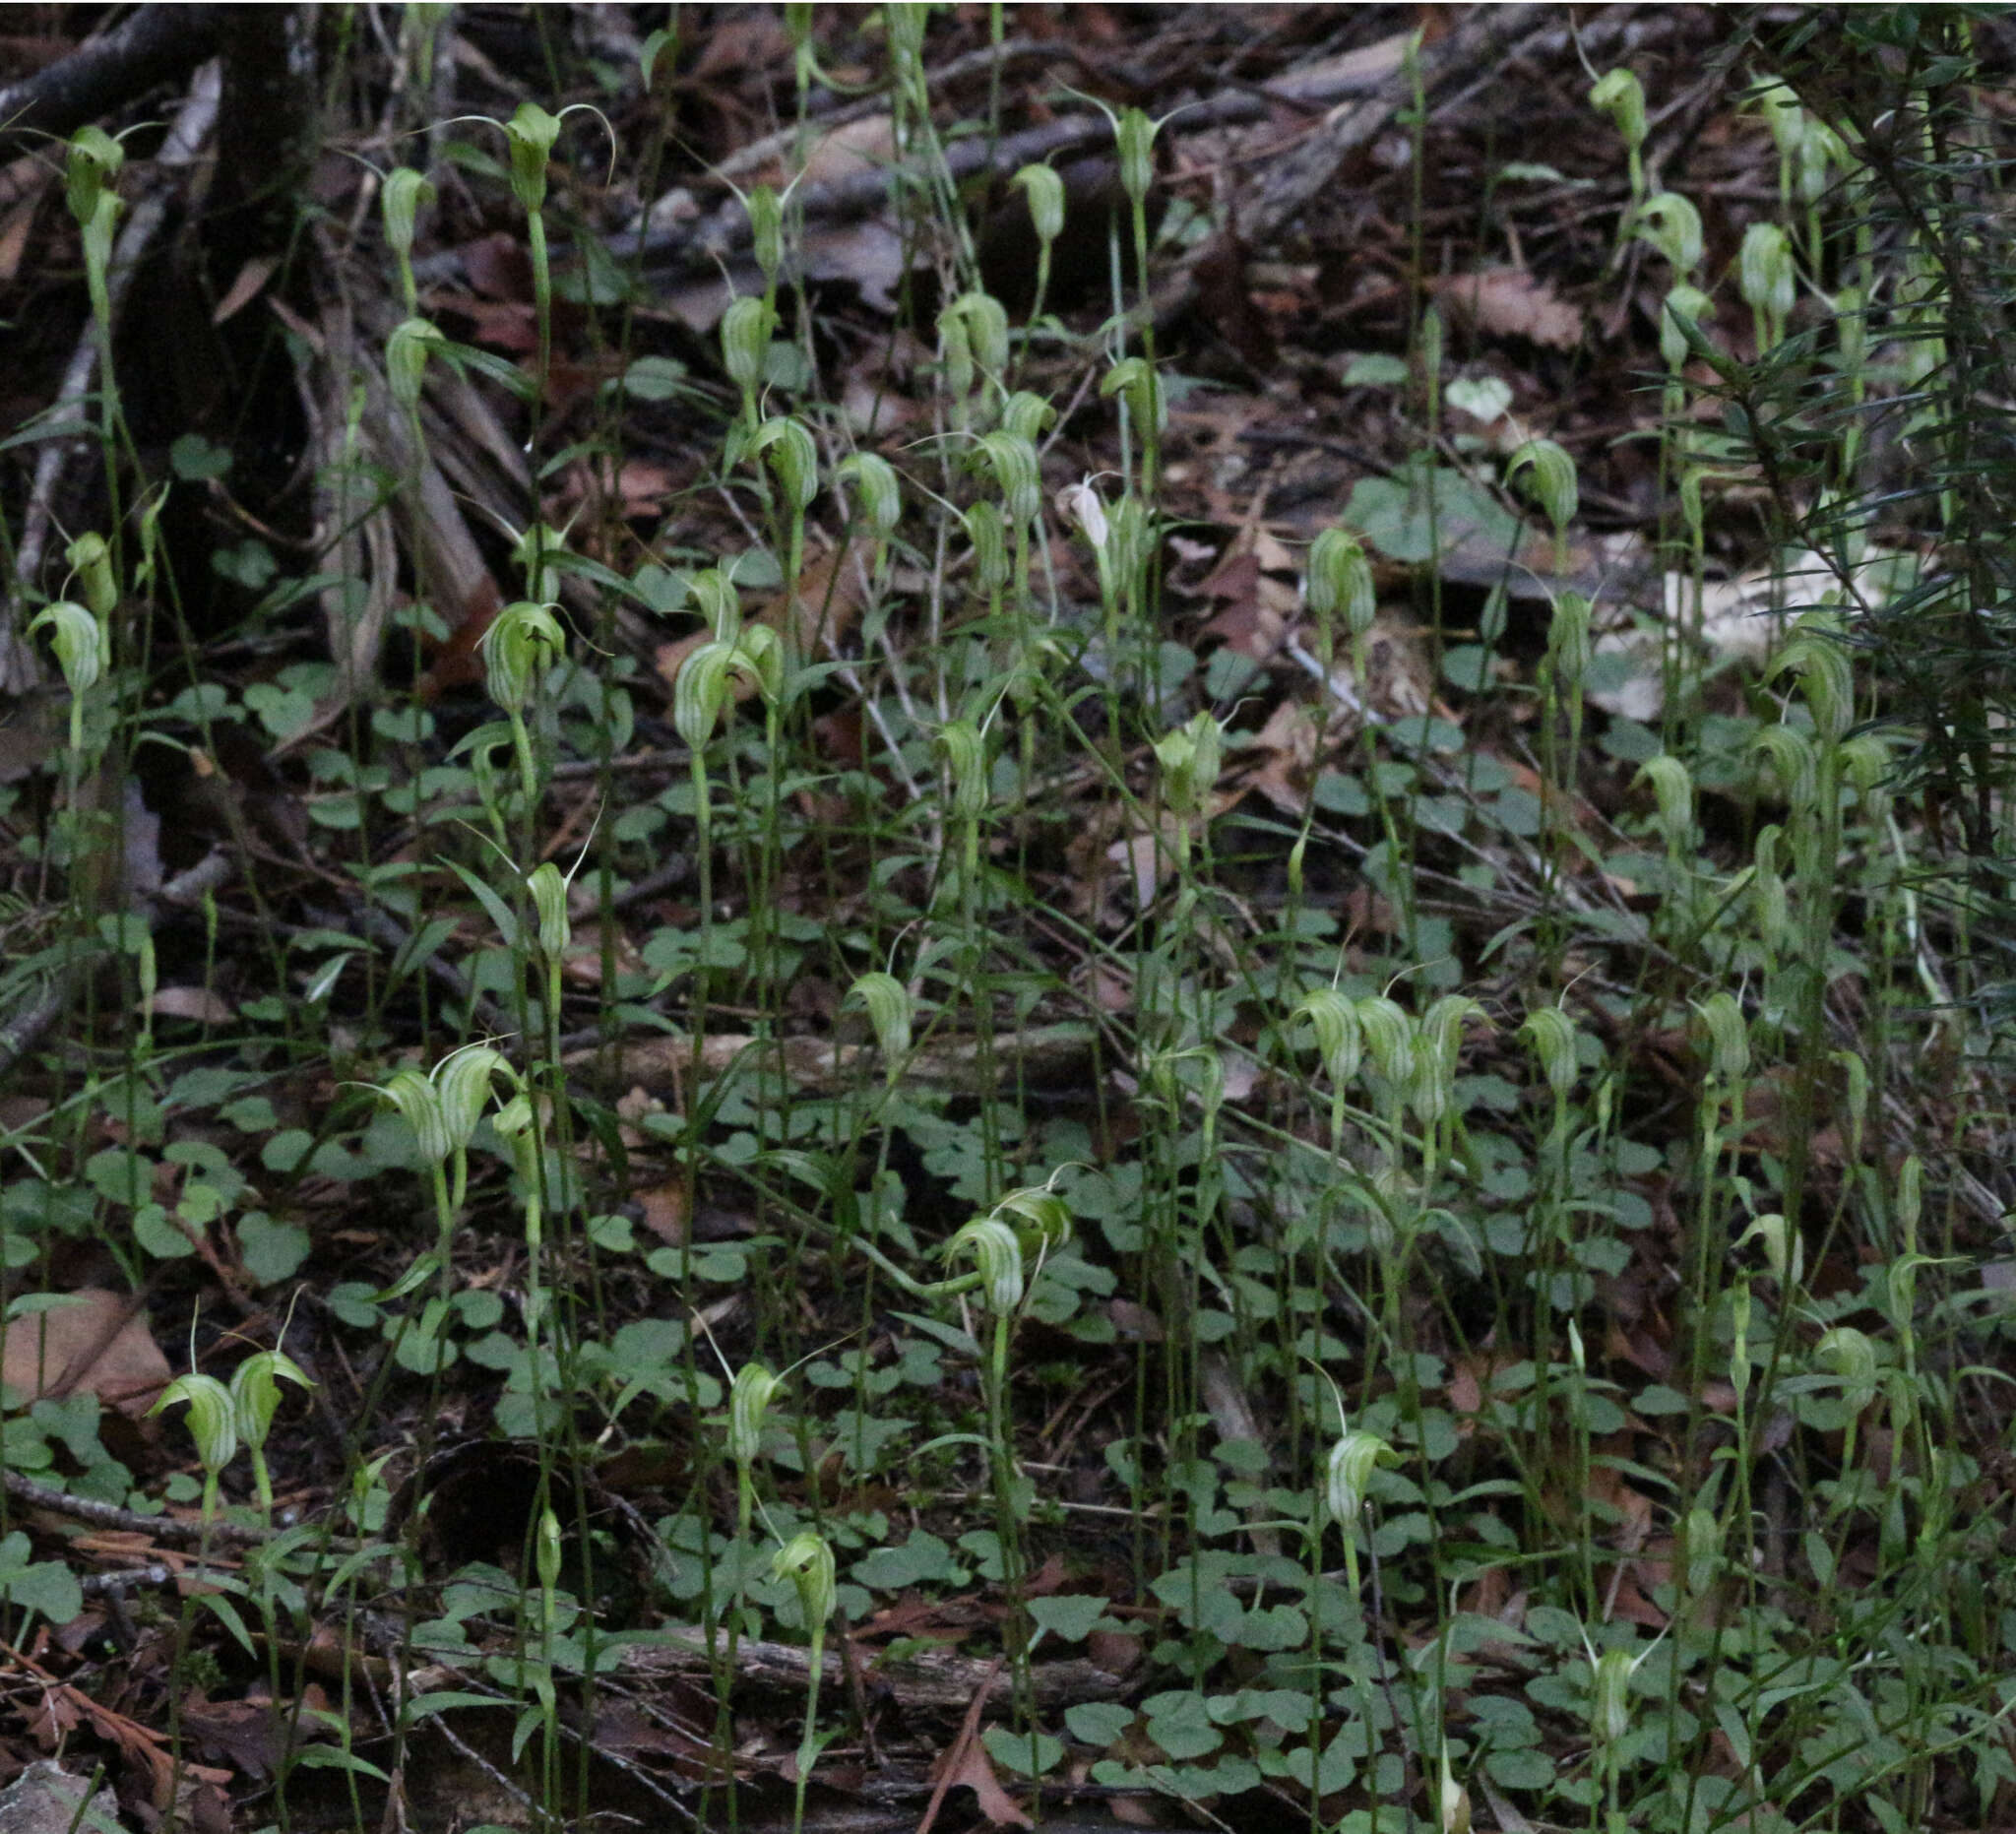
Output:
[
  {"left": 615, "top": 1626, "right": 1129, "bottom": 1718},
  {"left": 0, "top": 5, "right": 222, "bottom": 163},
  {"left": 571, "top": 1023, "right": 1100, "bottom": 1098},
  {"left": 268, "top": 268, "right": 530, "bottom": 745},
  {"left": 1236, "top": 7, "right": 1545, "bottom": 246},
  {"left": 416, "top": 33, "right": 1424, "bottom": 298},
  {"left": 0, "top": 61, "right": 220, "bottom": 694}
]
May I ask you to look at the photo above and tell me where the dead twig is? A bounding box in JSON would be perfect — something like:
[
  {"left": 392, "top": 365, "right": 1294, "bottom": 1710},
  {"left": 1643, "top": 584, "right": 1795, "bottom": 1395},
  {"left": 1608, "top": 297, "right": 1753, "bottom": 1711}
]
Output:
[
  {"left": 1, "top": 59, "right": 220, "bottom": 692},
  {"left": 3, "top": 1467, "right": 360, "bottom": 1553},
  {"left": 0, "top": 5, "right": 222, "bottom": 162},
  {"left": 0, "top": 847, "right": 234, "bottom": 1080}
]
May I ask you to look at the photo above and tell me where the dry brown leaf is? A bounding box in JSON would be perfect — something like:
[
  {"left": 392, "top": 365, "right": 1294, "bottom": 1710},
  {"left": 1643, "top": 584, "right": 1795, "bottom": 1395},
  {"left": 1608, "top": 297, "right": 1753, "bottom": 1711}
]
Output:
[
  {"left": 933, "top": 1735, "right": 1031, "bottom": 1829},
  {"left": 2, "top": 1289, "right": 171, "bottom": 1418},
  {"left": 146, "top": 986, "right": 234, "bottom": 1024},
  {"left": 636, "top": 1179, "right": 689, "bottom": 1247},
  {"left": 1434, "top": 267, "right": 1582, "bottom": 350},
  {"left": 1241, "top": 698, "right": 1327, "bottom": 815},
  {"left": 584, "top": 1022, "right": 1095, "bottom": 1100},
  {"left": 213, "top": 255, "right": 278, "bottom": 326},
  {"left": 1107, "top": 1299, "right": 1165, "bottom": 1343},
  {"left": 0, "top": 186, "right": 45, "bottom": 285},
  {"left": 919, "top": 1665, "right": 1030, "bottom": 1834},
  {"left": 457, "top": 230, "right": 535, "bottom": 300},
  {"left": 797, "top": 113, "right": 897, "bottom": 188}
]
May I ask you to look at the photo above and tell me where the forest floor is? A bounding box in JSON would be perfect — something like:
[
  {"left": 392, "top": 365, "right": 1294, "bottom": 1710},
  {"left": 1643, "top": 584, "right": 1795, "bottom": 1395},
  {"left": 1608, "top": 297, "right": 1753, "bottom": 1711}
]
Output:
[{"left": 0, "top": 7, "right": 2013, "bottom": 1834}]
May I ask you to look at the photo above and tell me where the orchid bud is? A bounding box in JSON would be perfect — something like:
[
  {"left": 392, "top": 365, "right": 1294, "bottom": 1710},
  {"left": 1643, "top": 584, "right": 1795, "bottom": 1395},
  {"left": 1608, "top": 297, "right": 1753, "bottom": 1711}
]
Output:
[
  {"left": 834, "top": 452, "right": 900, "bottom": 538},
  {"left": 1295, "top": 987, "right": 1363, "bottom": 1088},
  {"left": 747, "top": 183, "right": 784, "bottom": 282},
  {"left": 1660, "top": 283, "right": 1715, "bottom": 370},
  {"left": 1736, "top": 1211, "right": 1800, "bottom": 1288},
  {"left": 1896, "top": 1154, "right": 1922, "bottom": 1247},
  {"left": 1012, "top": 162, "right": 1065, "bottom": 246},
  {"left": 527, "top": 861, "right": 570, "bottom": 958},
  {"left": 1632, "top": 192, "right": 1703, "bottom": 275},
  {"left": 372, "top": 1067, "right": 454, "bottom": 1165},
  {"left": 1754, "top": 80, "right": 1804, "bottom": 161},
  {"left": 773, "top": 1530, "right": 837, "bottom": 1626},
  {"left": 1816, "top": 1325, "right": 1878, "bottom": 1418},
  {"left": 1636, "top": 754, "right": 1695, "bottom": 852},
  {"left": 490, "top": 1093, "right": 543, "bottom": 1192},
  {"left": 1115, "top": 108, "right": 1156, "bottom": 206},
  {"left": 938, "top": 719, "right": 989, "bottom": 820},
  {"left": 674, "top": 640, "right": 737, "bottom": 748},
  {"left": 1751, "top": 825, "right": 1792, "bottom": 951},
  {"left": 948, "top": 1215, "right": 1025, "bottom": 1312},
  {"left": 153, "top": 1373, "right": 238, "bottom": 1476},
  {"left": 1769, "top": 617, "right": 1853, "bottom": 742},
  {"left": 386, "top": 316, "right": 446, "bottom": 414},
  {"left": 1101, "top": 357, "right": 1166, "bottom": 439},
  {"left": 687, "top": 568, "right": 740, "bottom": 643},
  {"left": 66, "top": 534, "right": 118, "bottom": 621},
  {"left": 536, "top": 1505, "right": 563, "bottom": 1594},
  {"left": 1683, "top": 1504, "right": 1721, "bottom": 1595},
  {"left": 229, "top": 1348, "right": 313, "bottom": 1452},
  {"left": 721, "top": 295, "right": 775, "bottom": 395},
  {"left": 1325, "top": 1427, "right": 1397, "bottom": 1523},
  {"left": 1752, "top": 725, "right": 1818, "bottom": 815},
  {"left": 481, "top": 601, "right": 564, "bottom": 713},
  {"left": 1589, "top": 69, "right": 1646, "bottom": 152},
  {"left": 1519, "top": 1005, "right": 1580, "bottom": 1098},
  {"left": 508, "top": 523, "right": 567, "bottom": 603},
  {"left": 944, "top": 291, "right": 1009, "bottom": 377},
  {"left": 989, "top": 1185, "right": 1073, "bottom": 1262},
  {"left": 847, "top": 971, "right": 913, "bottom": 1066},
  {"left": 1306, "top": 528, "right": 1375, "bottom": 640},
  {"left": 976, "top": 431, "right": 1041, "bottom": 526},
  {"left": 504, "top": 101, "right": 562, "bottom": 215},
  {"left": 1695, "top": 991, "right": 1750, "bottom": 1085},
  {"left": 1002, "top": 391, "right": 1056, "bottom": 444},
  {"left": 1545, "top": 592, "right": 1592, "bottom": 687},
  {"left": 1355, "top": 995, "right": 1415, "bottom": 1089},
  {"left": 1588, "top": 1646, "right": 1635, "bottom": 1754},
  {"left": 728, "top": 1361, "right": 784, "bottom": 1466},
  {"left": 1153, "top": 710, "right": 1223, "bottom": 816},
  {"left": 963, "top": 500, "right": 1010, "bottom": 593},
  {"left": 65, "top": 125, "right": 123, "bottom": 229},
  {"left": 1739, "top": 222, "right": 1796, "bottom": 334},
  {"left": 383, "top": 166, "right": 433, "bottom": 262},
  {"left": 30, "top": 601, "right": 104, "bottom": 699},
  {"left": 1506, "top": 438, "right": 1579, "bottom": 538},
  {"left": 750, "top": 415, "right": 820, "bottom": 512},
  {"left": 433, "top": 1043, "right": 515, "bottom": 1151},
  {"left": 1411, "top": 994, "right": 1484, "bottom": 1129}
]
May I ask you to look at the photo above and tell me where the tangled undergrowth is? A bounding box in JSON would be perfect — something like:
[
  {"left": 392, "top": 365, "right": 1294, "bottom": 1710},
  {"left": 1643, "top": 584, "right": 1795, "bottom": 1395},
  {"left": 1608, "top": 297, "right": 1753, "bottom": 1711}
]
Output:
[{"left": 2, "top": 7, "right": 2016, "bottom": 1833}]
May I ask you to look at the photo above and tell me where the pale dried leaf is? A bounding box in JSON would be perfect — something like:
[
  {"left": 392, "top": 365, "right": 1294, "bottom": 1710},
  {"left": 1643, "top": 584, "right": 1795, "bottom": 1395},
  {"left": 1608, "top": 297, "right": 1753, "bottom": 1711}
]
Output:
[
  {"left": 213, "top": 256, "right": 278, "bottom": 326},
  {"left": 928, "top": 1731, "right": 1030, "bottom": 1830},
  {"left": 1434, "top": 267, "right": 1581, "bottom": 350},
  {"left": 2, "top": 1290, "right": 171, "bottom": 1419},
  {"left": 146, "top": 986, "right": 235, "bottom": 1024}
]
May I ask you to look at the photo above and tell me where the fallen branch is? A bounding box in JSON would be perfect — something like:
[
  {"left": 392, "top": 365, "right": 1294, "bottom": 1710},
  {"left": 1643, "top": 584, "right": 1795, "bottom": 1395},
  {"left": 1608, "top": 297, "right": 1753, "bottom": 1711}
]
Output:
[
  {"left": 1, "top": 59, "right": 220, "bottom": 693},
  {"left": 0, "top": 4, "right": 222, "bottom": 162},
  {"left": 569, "top": 1021, "right": 1098, "bottom": 1098},
  {"left": 618, "top": 1626, "right": 1128, "bottom": 1718},
  {"left": 2, "top": 1467, "right": 358, "bottom": 1552},
  {"left": 414, "top": 39, "right": 1421, "bottom": 294},
  {"left": 0, "top": 848, "right": 233, "bottom": 1080}
]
